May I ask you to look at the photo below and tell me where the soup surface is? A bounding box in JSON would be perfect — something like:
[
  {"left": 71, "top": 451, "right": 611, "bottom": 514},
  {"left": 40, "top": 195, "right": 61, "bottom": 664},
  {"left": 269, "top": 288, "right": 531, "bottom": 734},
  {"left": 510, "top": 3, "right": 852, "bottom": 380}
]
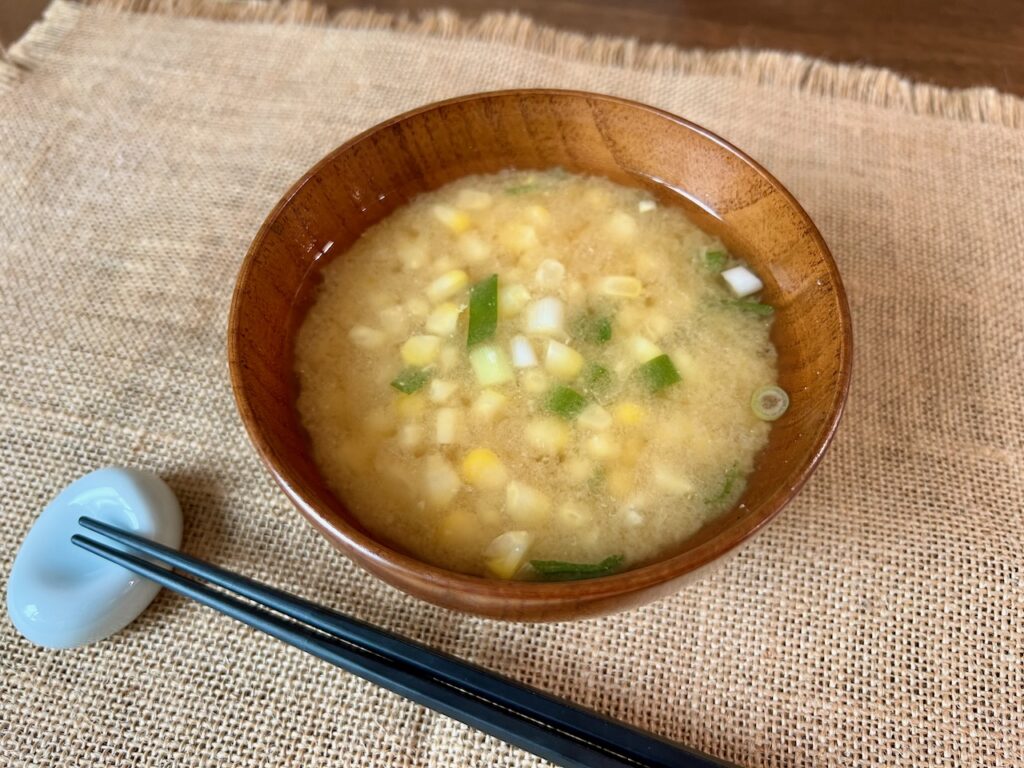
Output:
[{"left": 295, "top": 169, "right": 783, "bottom": 579}]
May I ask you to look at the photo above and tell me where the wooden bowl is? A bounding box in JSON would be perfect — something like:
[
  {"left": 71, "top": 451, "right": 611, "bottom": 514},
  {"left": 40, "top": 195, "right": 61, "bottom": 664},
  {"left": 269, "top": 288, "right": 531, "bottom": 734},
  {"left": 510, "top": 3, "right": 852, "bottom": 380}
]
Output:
[{"left": 228, "top": 90, "right": 851, "bottom": 621}]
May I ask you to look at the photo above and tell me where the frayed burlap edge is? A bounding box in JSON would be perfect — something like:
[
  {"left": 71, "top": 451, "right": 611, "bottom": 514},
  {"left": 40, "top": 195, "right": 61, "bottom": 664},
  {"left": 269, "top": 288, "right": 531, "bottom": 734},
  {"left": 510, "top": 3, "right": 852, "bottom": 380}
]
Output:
[{"left": 4, "top": 0, "right": 1024, "bottom": 129}]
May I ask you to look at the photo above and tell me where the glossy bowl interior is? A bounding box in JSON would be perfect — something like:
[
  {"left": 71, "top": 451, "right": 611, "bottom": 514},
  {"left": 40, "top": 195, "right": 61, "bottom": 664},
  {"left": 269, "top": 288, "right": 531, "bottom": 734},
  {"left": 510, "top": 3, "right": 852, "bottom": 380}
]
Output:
[{"left": 228, "top": 89, "right": 852, "bottom": 621}]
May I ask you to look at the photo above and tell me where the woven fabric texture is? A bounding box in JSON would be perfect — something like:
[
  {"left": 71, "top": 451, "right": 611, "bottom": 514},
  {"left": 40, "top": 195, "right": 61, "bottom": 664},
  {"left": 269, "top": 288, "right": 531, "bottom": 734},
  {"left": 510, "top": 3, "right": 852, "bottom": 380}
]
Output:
[{"left": 1, "top": 2, "right": 1022, "bottom": 766}]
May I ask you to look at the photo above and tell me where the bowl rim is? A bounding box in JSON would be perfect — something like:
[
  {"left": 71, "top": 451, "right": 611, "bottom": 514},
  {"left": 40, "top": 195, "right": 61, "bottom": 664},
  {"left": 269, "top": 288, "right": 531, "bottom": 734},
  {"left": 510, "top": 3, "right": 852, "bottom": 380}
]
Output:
[{"left": 228, "top": 88, "right": 853, "bottom": 606}]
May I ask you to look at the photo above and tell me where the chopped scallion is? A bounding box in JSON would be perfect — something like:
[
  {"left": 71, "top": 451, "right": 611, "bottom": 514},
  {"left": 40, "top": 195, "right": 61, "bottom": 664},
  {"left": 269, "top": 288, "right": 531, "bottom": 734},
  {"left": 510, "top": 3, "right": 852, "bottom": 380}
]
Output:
[
  {"left": 751, "top": 385, "right": 789, "bottom": 421},
  {"left": 505, "top": 183, "right": 538, "bottom": 195},
  {"left": 467, "top": 274, "right": 498, "bottom": 347},
  {"left": 705, "top": 464, "right": 740, "bottom": 506},
  {"left": 546, "top": 386, "right": 587, "bottom": 419},
  {"left": 637, "top": 354, "right": 681, "bottom": 393},
  {"left": 724, "top": 298, "right": 774, "bottom": 316},
  {"left": 704, "top": 249, "right": 727, "bottom": 271},
  {"left": 530, "top": 554, "right": 625, "bottom": 581},
  {"left": 390, "top": 368, "right": 430, "bottom": 394},
  {"left": 582, "top": 362, "right": 613, "bottom": 395},
  {"left": 571, "top": 313, "right": 613, "bottom": 345}
]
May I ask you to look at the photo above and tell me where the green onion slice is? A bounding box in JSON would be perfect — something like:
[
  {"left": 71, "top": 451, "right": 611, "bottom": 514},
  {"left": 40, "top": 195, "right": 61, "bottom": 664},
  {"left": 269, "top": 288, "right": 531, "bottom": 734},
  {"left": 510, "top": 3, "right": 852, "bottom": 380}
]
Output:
[
  {"left": 390, "top": 368, "right": 430, "bottom": 394},
  {"left": 546, "top": 386, "right": 587, "bottom": 419},
  {"left": 582, "top": 362, "right": 613, "bottom": 395},
  {"left": 705, "top": 463, "right": 740, "bottom": 506},
  {"left": 467, "top": 274, "right": 498, "bottom": 347},
  {"left": 704, "top": 249, "right": 727, "bottom": 271},
  {"left": 571, "top": 313, "right": 613, "bottom": 345},
  {"left": 530, "top": 555, "right": 625, "bottom": 581},
  {"left": 724, "top": 299, "right": 774, "bottom": 316},
  {"left": 637, "top": 354, "right": 681, "bottom": 393},
  {"left": 751, "top": 385, "right": 789, "bottom": 421}
]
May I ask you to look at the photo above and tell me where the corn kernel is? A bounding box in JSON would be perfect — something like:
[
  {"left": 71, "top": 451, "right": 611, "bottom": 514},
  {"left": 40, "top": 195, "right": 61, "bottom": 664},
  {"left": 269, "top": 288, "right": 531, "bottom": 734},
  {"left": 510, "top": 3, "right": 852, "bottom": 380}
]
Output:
[
  {"left": 400, "top": 335, "right": 442, "bottom": 367},
  {"left": 395, "top": 392, "right": 426, "bottom": 419},
  {"left": 423, "top": 454, "right": 461, "bottom": 508},
  {"left": 498, "top": 223, "right": 538, "bottom": 253},
  {"left": 484, "top": 531, "right": 532, "bottom": 579},
  {"left": 435, "top": 407, "right": 460, "bottom": 445},
  {"left": 614, "top": 402, "right": 645, "bottom": 426},
  {"left": 606, "top": 210, "right": 637, "bottom": 240},
  {"left": 457, "top": 232, "right": 491, "bottom": 263},
  {"left": 349, "top": 325, "right": 387, "bottom": 349},
  {"left": 598, "top": 275, "right": 643, "bottom": 299},
  {"left": 505, "top": 481, "right": 552, "bottom": 526},
  {"left": 425, "top": 302, "right": 461, "bottom": 336},
  {"left": 653, "top": 464, "right": 695, "bottom": 496},
  {"left": 432, "top": 204, "right": 472, "bottom": 233},
  {"left": 525, "top": 417, "right": 570, "bottom": 456},
  {"left": 461, "top": 448, "right": 508, "bottom": 490},
  {"left": 426, "top": 270, "right": 469, "bottom": 304},
  {"left": 585, "top": 433, "right": 620, "bottom": 461},
  {"left": 428, "top": 379, "right": 458, "bottom": 404},
  {"left": 544, "top": 340, "right": 584, "bottom": 381},
  {"left": 471, "top": 389, "right": 507, "bottom": 423},
  {"left": 577, "top": 404, "right": 612, "bottom": 431},
  {"left": 499, "top": 283, "right": 531, "bottom": 317}
]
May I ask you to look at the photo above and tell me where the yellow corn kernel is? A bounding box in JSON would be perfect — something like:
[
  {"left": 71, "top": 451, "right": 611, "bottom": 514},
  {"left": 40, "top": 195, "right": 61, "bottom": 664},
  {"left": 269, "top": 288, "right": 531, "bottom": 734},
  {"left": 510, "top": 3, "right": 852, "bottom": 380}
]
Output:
[
  {"left": 614, "top": 402, "right": 645, "bottom": 426},
  {"left": 605, "top": 210, "right": 637, "bottom": 240},
  {"left": 525, "top": 417, "right": 570, "bottom": 456},
  {"left": 498, "top": 283, "right": 531, "bottom": 317},
  {"left": 425, "top": 302, "right": 461, "bottom": 337},
  {"left": 585, "top": 433, "right": 620, "bottom": 461},
  {"left": 653, "top": 464, "right": 695, "bottom": 496},
  {"left": 400, "top": 335, "right": 442, "bottom": 367},
  {"left": 577, "top": 404, "right": 612, "bottom": 431},
  {"left": 397, "top": 423, "right": 424, "bottom": 451},
  {"left": 598, "top": 275, "right": 643, "bottom": 299},
  {"left": 470, "top": 389, "right": 507, "bottom": 423},
  {"left": 422, "top": 454, "right": 461, "bottom": 508},
  {"left": 432, "top": 204, "right": 472, "bottom": 234},
  {"left": 461, "top": 448, "right": 508, "bottom": 490},
  {"left": 484, "top": 531, "right": 532, "bottom": 579},
  {"left": 505, "top": 481, "right": 552, "bottom": 526},
  {"left": 426, "top": 270, "right": 469, "bottom": 304},
  {"left": 457, "top": 232, "right": 491, "bottom": 263},
  {"left": 349, "top": 325, "right": 387, "bottom": 349},
  {"left": 544, "top": 340, "right": 584, "bottom": 381},
  {"left": 428, "top": 379, "right": 458, "bottom": 404},
  {"left": 435, "top": 407, "right": 460, "bottom": 445},
  {"left": 628, "top": 335, "right": 662, "bottom": 363},
  {"left": 395, "top": 392, "right": 426, "bottom": 419},
  {"left": 498, "top": 223, "right": 538, "bottom": 253},
  {"left": 520, "top": 369, "right": 549, "bottom": 395}
]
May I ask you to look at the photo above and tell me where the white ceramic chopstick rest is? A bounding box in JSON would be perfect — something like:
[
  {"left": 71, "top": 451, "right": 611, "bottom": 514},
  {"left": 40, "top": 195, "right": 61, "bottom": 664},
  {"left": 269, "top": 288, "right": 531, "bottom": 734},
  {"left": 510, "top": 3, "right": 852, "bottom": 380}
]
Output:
[{"left": 7, "top": 467, "right": 182, "bottom": 648}]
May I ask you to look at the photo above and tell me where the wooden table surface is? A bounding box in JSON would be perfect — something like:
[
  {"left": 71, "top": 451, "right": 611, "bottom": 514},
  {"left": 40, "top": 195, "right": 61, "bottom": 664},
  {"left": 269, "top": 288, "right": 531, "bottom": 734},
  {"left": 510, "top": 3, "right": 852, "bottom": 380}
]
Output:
[{"left": 2, "top": 0, "right": 1023, "bottom": 96}]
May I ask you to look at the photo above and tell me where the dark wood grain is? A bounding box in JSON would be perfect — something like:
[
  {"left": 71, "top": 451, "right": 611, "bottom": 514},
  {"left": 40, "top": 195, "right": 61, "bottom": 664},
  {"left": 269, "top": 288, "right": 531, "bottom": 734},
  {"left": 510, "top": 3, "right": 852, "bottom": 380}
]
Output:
[
  {"left": 346, "top": 0, "right": 1024, "bottom": 95},
  {"left": 228, "top": 90, "right": 853, "bottom": 620},
  {"left": 3, "top": 1, "right": 1023, "bottom": 95}
]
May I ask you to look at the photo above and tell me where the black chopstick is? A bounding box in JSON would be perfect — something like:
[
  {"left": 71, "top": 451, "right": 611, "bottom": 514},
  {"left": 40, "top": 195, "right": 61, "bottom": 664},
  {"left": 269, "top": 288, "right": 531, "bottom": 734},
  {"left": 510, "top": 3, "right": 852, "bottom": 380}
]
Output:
[
  {"left": 73, "top": 517, "right": 734, "bottom": 768},
  {"left": 72, "top": 533, "right": 623, "bottom": 767}
]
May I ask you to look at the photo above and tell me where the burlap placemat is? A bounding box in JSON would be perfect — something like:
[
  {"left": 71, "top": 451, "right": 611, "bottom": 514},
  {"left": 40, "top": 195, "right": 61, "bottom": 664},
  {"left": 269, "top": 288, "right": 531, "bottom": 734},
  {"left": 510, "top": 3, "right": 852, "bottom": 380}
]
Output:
[{"left": 2, "top": 1, "right": 1022, "bottom": 765}]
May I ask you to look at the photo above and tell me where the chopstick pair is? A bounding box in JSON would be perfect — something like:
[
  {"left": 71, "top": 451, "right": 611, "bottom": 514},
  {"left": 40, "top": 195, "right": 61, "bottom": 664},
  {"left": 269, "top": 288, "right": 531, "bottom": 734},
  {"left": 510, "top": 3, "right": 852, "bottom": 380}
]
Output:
[{"left": 72, "top": 517, "right": 733, "bottom": 768}]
